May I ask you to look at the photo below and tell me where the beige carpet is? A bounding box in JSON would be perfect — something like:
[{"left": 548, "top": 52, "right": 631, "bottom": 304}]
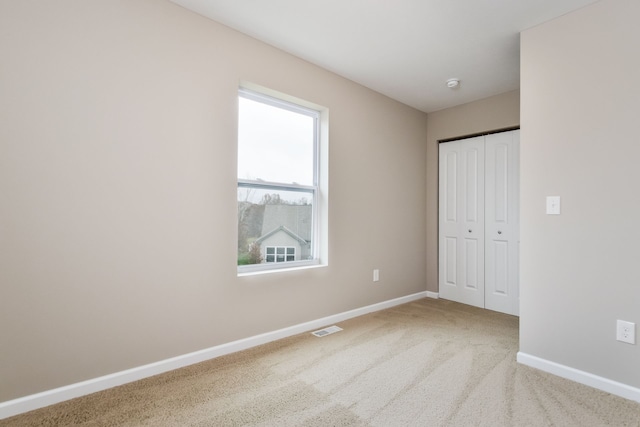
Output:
[{"left": 3, "top": 298, "right": 640, "bottom": 426}]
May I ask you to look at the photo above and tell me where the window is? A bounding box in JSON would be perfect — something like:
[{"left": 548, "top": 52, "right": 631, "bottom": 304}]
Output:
[
  {"left": 265, "top": 246, "right": 296, "bottom": 263},
  {"left": 237, "top": 87, "right": 321, "bottom": 273}
]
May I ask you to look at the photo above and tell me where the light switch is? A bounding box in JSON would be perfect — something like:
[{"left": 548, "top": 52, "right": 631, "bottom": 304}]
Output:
[{"left": 546, "top": 196, "right": 561, "bottom": 215}]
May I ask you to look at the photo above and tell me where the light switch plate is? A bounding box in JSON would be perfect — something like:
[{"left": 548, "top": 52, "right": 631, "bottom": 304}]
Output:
[{"left": 546, "top": 196, "right": 561, "bottom": 215}]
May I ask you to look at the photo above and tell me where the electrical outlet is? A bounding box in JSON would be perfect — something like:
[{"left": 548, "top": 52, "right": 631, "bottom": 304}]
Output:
[
  {"left": 373, "top": 269, "right": 380, "bottom": 282},
  {"left": 616, "top": 320, "right": 636, "bottom": 344}
]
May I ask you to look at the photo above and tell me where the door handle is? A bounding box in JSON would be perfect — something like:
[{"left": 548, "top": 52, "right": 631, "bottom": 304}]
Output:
[
  {"left": 498, "top": 231, "right": 502, "bottom": 235},
  {"left": 468, "top": 229, "right": 472, "bottom": 233}
]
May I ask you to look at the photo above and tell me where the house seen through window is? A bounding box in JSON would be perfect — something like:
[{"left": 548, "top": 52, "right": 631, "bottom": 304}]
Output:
[{"left": 237, "top": 87, "right": 320, "bottom": 272}]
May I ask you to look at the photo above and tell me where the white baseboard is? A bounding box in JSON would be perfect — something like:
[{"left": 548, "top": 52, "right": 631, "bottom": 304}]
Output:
[
  {"left": 517, "top": 352, "right": 640, "bottom": 403},
  {"left": 0, "top": 291, "right": 427, "bottom": 420},
  {"left": 426, "top": 291, "right": 439, "bottom": 299}
]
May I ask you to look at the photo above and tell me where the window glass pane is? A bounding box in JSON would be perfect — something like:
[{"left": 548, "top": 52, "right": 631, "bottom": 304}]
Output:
[
  {"left": 238, "top": 188, "right": 313, "bottom": 266},
  {"left": 238, "top": 97, "right": 315, "bottom": 185}
]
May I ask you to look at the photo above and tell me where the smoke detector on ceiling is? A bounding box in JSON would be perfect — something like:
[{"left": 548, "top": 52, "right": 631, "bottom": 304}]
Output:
[{"left": 446, "top": 78, "right": 460, "bottom": 89}]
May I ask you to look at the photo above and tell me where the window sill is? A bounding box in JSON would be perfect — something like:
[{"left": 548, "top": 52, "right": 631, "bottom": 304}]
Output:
[{"left": 237, "top": 261, "right": 326, "bottom": 277}]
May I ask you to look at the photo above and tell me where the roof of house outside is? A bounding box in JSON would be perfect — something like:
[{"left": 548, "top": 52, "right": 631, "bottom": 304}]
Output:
[
  {"left": 255, "top": 225, "right": 308, "bottom": 246},
  {"left": 259, "top": 204, "right": 312, "bottom": 242}
]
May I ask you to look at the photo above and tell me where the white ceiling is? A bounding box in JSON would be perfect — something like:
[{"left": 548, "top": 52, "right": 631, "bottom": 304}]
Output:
[{"left": 170, "top": 0, "right": 598, "bottom": 113}]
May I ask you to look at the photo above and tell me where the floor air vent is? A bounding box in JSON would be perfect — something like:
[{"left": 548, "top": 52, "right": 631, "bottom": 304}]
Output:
[{"left": 311, "top": 325, "right": 343, "bottom": 337}]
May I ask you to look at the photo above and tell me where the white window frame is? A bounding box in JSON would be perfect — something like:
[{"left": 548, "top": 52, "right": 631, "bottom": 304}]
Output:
[{"left": 237, "top": 87, "right": 321, "bottom": 274}]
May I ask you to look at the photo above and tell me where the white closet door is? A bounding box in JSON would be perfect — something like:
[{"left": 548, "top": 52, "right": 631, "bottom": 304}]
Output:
[
  {"left": 438, "top": 136, "right": 485, "bottom": 308},
  {"left": 484, "top": 131, "right": 520, "bottom": 315}
]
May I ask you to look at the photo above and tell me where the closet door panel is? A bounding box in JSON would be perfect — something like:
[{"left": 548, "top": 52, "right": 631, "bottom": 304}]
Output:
[
  {"left": 445, "top": 237, "right": 457, "bottom": 285},
  {"left": 485, "top": 131, "right": 520, "bottom": 316},
  {"left": 439, "top": 137, "right": 484, "bottom": 308},
  {"left": 439, "top": 142, "right": 460, "bottom": 298}
]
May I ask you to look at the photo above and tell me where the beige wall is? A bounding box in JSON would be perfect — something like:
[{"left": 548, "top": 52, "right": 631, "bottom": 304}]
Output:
[
  {"left": 425, "top": 91, "right": 520, "bottom": 293},
  {"left": 0, "top": 1, "right": 428, "bottom": 402},
  {"left": 520, "top": 0, "right": 640, "bottom": 387}
]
